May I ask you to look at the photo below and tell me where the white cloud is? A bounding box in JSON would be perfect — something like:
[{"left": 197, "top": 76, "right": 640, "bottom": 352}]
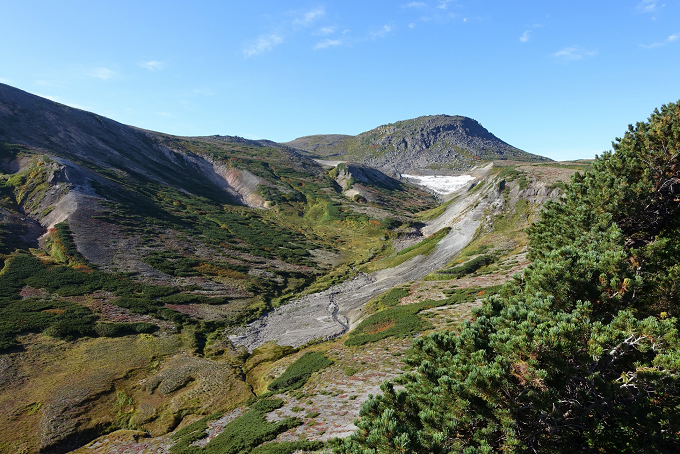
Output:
[
  {"left": 314, "top": 39, "right": 343, "bottom": 50},
  {"left": 243, "top": 34, "right": 284, "bottom": 57},
  {"left": 371, "top": 24, "right": 393, "bottom": 39},
  {"left": 293, "top": 7, "right": 325, "bottom": 27},
  {"left": 520, "top": 30, "right": 531, "bottom": 43},
  {"left": 409, "top": 23, "right": 416, "bottom": 28},
  {"left": 640, "top": 32, "right": 680, "bottom": 48},
  {"left": 437, "top": 0, "right": 453, "bottom": 9},
  {"left": 403, "top": 2, "right": 426, "bottom": 7},
  {"left": 637, "top": 0, "right": 664, "bottom": 13},
  {"left": 314, "top": 26, "right": 337, "bottom": 36},
  {"left": 140, "top": 60, "right": 164, "bottom": 71},
  {"left": 88, "top": 67, "right": 116, "bottom": 80},
  {"left": 552, "top": 46, "right": 596, "bottom": 61}
]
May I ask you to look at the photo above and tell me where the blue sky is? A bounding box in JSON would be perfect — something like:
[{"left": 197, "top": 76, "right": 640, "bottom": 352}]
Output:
[{"left": 1, "top": 1, "right": 678, "bottom": 160}]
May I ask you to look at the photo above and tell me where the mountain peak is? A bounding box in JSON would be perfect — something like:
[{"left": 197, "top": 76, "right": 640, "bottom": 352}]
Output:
[{"left": 286, "top": 114, "right": 549, "bottom": 175}]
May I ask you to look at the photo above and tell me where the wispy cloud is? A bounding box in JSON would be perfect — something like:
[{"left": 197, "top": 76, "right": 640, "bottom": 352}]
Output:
[
  {"left": 193, "top": 88, "right": 214, "bottom": 96},
  {"left": 403, "top": 2, "right": 426, "bottom": 7},
  {"left": 640, "top": 32, "right": 679, "bottom": 48},
  {"left": 637, "top": 0, "right": 663, "bottom": 13},
  {"left": 314, "top": 39, "right": 343, "bottom": 50},
  {"left": 140, "top": 60, "right": 164, "bottom": 71},
  {"left": 409, "top": 22, "right": 416, "bottom": 28},
  {"left": 293, "top": 7, "right": 325, "bottom": 27},
  {"left": 88, "top": 67, "right": 116, "bottom": 80},
  {"left": 552, "top": 46, "right": 596, "bottom": 61},
  {"left": 437, "top": 0, "right": 454, "bottom": 9},
  {"left": 370, "top": 24, "right": 393, "bottom": 39},
  {"left": 243, "top": 34, "right": 284, "bottom": 57},
  {"left": 519, "top": 30, "right": 531, "bottom": 43},
  {"left": 314, "top": 26, "right": 337, "bottom": 36}
]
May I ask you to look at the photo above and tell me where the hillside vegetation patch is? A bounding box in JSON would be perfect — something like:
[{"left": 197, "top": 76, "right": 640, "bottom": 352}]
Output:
[
  {"left": 267, "top": 351, "right": 334, "bottom": 393},
  {"left": 170, "top": 399, "right": 316, "bottom": 454}
]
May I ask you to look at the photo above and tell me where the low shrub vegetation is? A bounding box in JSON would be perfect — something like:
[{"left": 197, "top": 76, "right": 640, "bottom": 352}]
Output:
[
  {"left": 267, "top": 351, "right": 333, "bottom": 393},
  {"left": 170, "top": 399, "right": 307, "bottom": 454}
]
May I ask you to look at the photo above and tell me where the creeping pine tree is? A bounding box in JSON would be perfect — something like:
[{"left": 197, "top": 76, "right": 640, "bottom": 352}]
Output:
[{"left": 333, "top": 101, "right": 680, "bottom": 454}]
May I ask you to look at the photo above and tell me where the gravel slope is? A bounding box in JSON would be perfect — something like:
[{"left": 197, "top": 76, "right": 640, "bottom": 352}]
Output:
[{"left": 230, "top": 166, "right": 496, "bottom": 351}]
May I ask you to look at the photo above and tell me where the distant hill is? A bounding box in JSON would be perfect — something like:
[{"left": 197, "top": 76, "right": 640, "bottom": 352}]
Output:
[{"left": 285, "top": 115, "right": 550, "bottom": 175}]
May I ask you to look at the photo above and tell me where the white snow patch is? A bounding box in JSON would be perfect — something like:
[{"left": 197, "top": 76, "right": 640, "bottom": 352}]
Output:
[{"left": 402, "top": 174, "right": 476, "bottom": 194}]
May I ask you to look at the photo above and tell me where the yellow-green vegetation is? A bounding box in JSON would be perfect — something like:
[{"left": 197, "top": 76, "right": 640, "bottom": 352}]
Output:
[
  {"left": 0, "top": 151, "right": 52, "bottom": 214},
  {"left": 415, "top": 195, "right": 459, "bottom": 222},
  {"left": 46, "top": 222, "right": 88, "bottom": 264},
  {"left": 360, "top": 227, "right": 450, "bottom": 273},
  {"left": 493, "top": 164, "right": 529, "bottom": 190},
  {"left": 0, "top": 332, "right": 184, "bottom": 454}
]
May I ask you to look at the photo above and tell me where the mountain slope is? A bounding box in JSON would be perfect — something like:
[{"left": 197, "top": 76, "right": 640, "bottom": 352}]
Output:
[
  {"left": 285, "top": 115, "right": 550, "bottom": 175},
  {"left": 0, "top": 84, "right": 575, "bottom": 454},
  {"left": 0, "top": 85, "right": 440, "bottom": 453}
]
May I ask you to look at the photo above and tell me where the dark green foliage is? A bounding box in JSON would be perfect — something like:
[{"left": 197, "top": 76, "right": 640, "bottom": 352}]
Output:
[
  {"left": 169, "top": 412, "right": 223, "bottom": 453},
  {"left": 335, "top": 101, "right": 680, "bottom": 453},
  {"left": 437, "top": 253, "right": 497, "bottom": 278},
  {"left": 93, "top": 322, "right": 158, "bottom": 337},
  {"left": 0, "top": 253, "right": 191, "bottom": 350},
  {"left": 442, "top": 285, "right": 503, "bottom": 301},
  {"left": 368, "top": 287, "right": 410, "bottom": 311},
  {"left": 267, "top": 352, "right": 333, "bottom": 393},
  {"left": 0, "top": 255, "right": 94, "bottom": 347},
  {"left": 348, "top": 287, "right": 501, "bottom": 347},
  {"left": 250, "top": 440, "right": 325, "bottom": 454},
  {"left": 170, "top": 399, "right": 303, "bottom": 454},
  {"left": 345, "top": 303, "right": 429, "bottom": 347},
  {"left": 142, "top": 251, "right": 201, "bottom": 277}
]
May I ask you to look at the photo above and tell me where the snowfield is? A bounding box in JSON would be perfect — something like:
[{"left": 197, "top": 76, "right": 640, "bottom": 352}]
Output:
[{"left": 402, "top": 174, "right": 476, "bottom": 194}]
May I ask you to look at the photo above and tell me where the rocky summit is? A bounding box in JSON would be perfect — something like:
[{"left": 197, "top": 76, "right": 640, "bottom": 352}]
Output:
[{"left": 285, "top": 114, "right": 550, "bottom": 176}]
